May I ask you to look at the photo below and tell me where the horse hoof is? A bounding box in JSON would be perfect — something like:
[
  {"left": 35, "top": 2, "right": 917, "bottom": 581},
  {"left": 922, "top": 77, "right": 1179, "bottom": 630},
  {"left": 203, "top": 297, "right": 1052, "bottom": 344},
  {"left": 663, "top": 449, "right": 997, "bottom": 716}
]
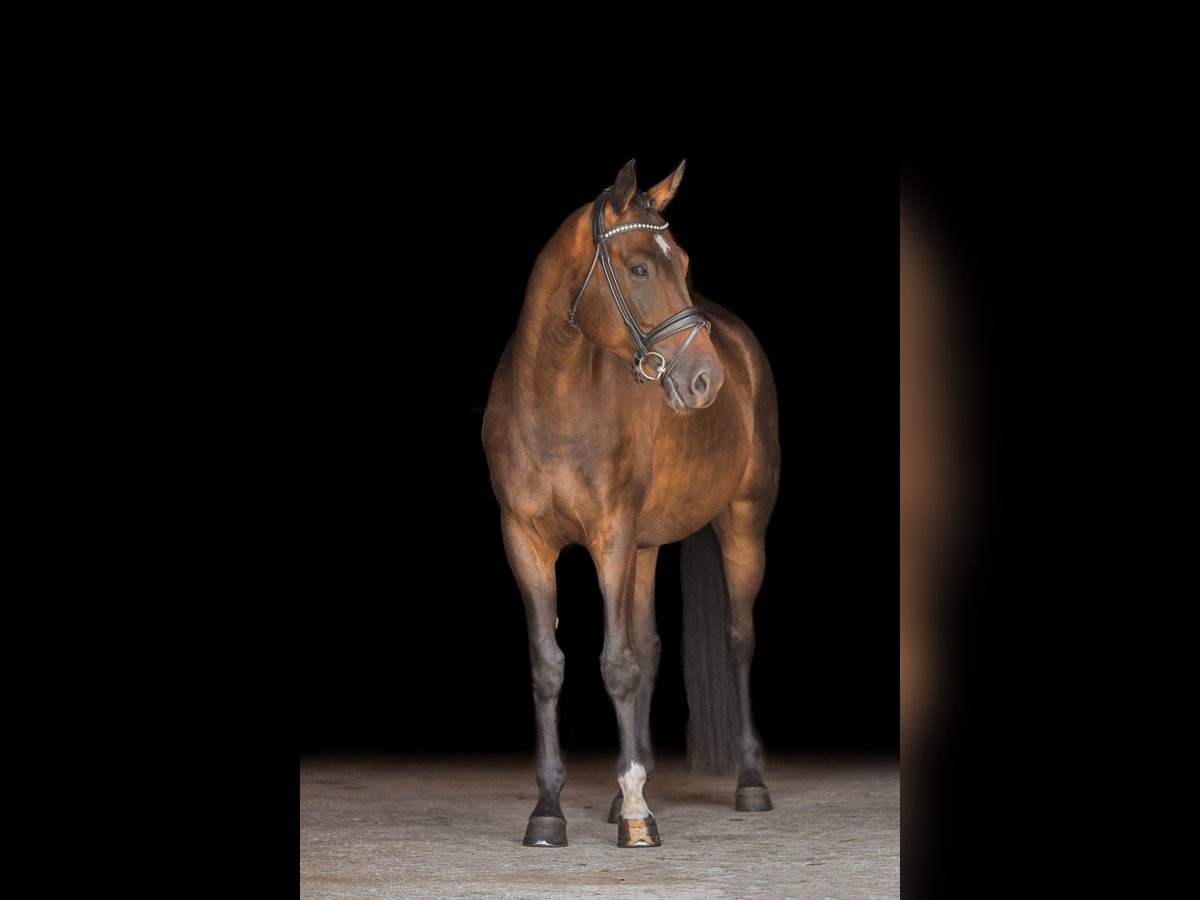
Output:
[
  {"left": 607, "top": 794, "right": 623, "bottom": 824},
  {"left": 735, "top": 786, "right": 773, "bottom": 812},
  {"left": 617, "top": 815, "right": 661, "bottom": 848},
  {"left": 523, "top": 816, "right": 568, "bottom": 847}
]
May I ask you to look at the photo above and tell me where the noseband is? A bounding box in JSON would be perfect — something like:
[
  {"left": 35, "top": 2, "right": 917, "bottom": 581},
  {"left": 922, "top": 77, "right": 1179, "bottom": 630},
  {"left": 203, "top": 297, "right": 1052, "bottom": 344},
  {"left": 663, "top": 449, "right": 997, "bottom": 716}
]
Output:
[{"left": 567, "top": 188, "right": 711, "bottom": 384}]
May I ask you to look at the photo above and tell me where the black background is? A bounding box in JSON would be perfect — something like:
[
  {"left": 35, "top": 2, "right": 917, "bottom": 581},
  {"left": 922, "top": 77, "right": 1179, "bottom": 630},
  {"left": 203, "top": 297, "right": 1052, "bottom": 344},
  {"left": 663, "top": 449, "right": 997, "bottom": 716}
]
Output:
[{"left": 290, "top": 142, "right": 897, "bottom": 756}]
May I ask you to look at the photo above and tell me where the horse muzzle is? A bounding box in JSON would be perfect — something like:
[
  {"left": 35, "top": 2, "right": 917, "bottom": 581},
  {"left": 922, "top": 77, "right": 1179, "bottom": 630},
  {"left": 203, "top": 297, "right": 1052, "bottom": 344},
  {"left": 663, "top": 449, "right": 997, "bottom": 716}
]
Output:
[{"left": 664, "top": 363, "right": 723, "bottom": 410}]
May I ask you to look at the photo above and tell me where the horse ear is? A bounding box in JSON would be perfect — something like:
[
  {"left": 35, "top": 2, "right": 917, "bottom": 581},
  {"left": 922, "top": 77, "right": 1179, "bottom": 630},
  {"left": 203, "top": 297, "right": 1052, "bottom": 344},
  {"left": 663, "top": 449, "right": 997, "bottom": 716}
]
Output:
[
  {"left": 609, "top": 159, "right": 638, "bottom": 216},
  {"left": 646, "top": 159, "right": 686, "bottom": 211}
]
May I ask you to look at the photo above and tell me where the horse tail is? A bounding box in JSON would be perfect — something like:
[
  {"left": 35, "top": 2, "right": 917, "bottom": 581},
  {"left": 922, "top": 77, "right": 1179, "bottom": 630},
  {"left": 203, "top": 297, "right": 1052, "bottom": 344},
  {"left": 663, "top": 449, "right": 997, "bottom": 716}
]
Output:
[{"left": 680, "top": 522, "right": 740, "bottom": 775}]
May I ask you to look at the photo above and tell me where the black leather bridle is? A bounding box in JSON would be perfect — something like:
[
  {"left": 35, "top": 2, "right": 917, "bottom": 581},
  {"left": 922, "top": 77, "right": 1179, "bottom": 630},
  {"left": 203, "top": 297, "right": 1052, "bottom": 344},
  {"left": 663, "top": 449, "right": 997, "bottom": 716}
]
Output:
[{"left": 567, "top": 188, "right": 711, "bottom": 384}]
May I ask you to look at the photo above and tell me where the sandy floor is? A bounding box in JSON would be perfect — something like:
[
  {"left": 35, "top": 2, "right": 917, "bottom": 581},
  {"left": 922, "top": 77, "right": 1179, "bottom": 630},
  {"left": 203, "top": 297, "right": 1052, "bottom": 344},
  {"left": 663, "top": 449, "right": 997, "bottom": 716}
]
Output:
[{"left": 300, "top": 751, "right": 898, "bottom": 899}]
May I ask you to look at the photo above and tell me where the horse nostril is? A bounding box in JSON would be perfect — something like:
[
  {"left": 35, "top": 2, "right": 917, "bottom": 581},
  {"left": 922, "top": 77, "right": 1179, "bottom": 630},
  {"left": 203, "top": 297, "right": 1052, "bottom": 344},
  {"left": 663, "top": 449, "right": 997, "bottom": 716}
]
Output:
[{"left": 692, "top": 371, "right": 709, "bottom": 396}]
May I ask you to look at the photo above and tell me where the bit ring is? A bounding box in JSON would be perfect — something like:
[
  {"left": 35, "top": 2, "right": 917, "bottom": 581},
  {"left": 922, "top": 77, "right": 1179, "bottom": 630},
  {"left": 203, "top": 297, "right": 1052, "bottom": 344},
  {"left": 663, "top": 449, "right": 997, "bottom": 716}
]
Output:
[{"left": 637, "top": 352, "right": 667, "bottom": 382}]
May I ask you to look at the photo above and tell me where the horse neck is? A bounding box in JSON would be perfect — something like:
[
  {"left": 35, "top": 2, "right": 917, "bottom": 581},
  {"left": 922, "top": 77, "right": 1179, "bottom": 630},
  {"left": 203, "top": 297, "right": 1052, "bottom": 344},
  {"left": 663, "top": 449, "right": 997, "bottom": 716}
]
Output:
[{"left": 512, "top": 220, "right": 602, "bottom": 410}]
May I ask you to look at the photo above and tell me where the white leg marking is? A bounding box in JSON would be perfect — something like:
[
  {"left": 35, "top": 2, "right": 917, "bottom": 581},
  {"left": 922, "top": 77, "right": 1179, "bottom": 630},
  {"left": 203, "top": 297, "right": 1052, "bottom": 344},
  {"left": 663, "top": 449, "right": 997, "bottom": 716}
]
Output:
[
  {"left": 618, "top": 762, "right": 651, "bottom": 819},
  {"left": 654, "top": 234, "right": 671, "bottom": 258}
]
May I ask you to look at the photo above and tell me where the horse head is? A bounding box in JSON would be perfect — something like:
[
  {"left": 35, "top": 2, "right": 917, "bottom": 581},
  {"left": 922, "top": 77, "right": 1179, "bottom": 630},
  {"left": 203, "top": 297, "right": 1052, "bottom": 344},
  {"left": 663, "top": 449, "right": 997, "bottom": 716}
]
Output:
[{"left": 569, "top": 159, "right": 724, "bottom": 411}]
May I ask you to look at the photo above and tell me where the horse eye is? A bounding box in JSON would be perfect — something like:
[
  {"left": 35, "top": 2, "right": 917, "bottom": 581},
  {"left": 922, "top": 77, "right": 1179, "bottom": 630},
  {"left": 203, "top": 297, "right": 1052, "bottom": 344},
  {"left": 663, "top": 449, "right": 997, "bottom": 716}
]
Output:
[{"left": 630, "top": 265, "right": 649, "bottom": 278}]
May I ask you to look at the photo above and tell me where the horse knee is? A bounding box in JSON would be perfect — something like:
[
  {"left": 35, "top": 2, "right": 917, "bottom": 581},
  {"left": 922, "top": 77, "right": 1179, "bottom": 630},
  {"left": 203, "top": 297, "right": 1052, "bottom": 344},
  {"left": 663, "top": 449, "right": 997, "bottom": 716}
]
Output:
[
  {"left": 531, "top": 643, "right": 565, "bottom": 701},
  {"left": 600, "top": 646, "right": 639, "bottom": 698}
]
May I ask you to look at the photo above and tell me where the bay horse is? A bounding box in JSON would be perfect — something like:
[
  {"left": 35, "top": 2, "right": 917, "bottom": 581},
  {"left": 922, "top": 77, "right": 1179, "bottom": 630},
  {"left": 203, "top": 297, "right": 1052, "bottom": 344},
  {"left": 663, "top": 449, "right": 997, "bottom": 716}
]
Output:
[{"left": 483, "top": 160, "right": 780, "bottom": 848}]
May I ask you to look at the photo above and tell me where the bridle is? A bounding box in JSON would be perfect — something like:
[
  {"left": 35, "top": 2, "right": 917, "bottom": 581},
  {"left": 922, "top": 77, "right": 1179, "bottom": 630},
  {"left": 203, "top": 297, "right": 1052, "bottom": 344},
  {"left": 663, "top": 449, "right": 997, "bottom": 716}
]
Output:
[{"left": 567, "top": 188, "right": 711, "bottom": 384}]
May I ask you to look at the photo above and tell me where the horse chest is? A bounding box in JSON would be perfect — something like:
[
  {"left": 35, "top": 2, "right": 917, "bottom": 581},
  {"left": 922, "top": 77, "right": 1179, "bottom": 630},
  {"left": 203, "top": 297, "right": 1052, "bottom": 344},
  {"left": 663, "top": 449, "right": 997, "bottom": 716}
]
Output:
[
  {"left": 525, "top": 434, "right": 644, "bottom": 532},
  {"left": 509, "top": 418, "right": 745, "bottom": 549}
]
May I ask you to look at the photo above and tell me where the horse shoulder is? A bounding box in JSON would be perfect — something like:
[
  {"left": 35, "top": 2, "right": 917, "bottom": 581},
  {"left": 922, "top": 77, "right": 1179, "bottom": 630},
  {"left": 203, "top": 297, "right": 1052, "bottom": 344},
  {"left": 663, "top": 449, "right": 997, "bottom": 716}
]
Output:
[{"left": 701, "top": 298, "right": 780, "bottom": 505}]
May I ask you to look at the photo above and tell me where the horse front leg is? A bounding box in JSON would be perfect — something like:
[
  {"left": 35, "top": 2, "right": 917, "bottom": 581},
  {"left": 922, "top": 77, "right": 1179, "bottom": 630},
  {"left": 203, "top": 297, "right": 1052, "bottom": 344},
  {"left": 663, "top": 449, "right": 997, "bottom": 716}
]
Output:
[
  {"left": 608, "top": 546, "right": 661, "bottom": 825},
  {"left": 502, "top": 515, "right": 568, "bottom": 847},
  {"left": 591, "top": 531, "right": 661, "bottom": 847}
]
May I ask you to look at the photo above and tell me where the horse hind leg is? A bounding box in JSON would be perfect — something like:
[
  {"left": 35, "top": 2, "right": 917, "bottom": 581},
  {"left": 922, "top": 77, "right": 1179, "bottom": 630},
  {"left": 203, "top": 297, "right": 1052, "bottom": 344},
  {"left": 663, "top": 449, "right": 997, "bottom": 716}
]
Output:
[
  {"left": 502, "top": 516, "right": 569, "bottom": 847},
  {"left": 713, "top": 504, "right": 773, "bottom": 812}
]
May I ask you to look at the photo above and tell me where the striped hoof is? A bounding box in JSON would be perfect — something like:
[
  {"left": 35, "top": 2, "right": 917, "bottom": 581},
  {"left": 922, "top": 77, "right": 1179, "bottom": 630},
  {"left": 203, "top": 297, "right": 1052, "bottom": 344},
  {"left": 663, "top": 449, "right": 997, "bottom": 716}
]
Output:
[
  {"left": 607, "top": 794, "right": 623, "bottom": 824},
  {"left": 735, "top": 786, "right": 773, "bottom": 812},
  {"left": 523, "top": 816, "right": 568, "bottom": 847},
  {"left": 617, "top": 815, "right": 661, "bottom": 848}
]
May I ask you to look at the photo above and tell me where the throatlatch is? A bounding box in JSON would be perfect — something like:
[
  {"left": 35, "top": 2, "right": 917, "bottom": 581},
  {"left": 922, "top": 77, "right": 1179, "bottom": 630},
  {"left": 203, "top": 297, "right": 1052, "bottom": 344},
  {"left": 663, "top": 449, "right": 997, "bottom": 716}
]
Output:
[{"left": 568, "top": 188, "right": 711, "bottom": 384}]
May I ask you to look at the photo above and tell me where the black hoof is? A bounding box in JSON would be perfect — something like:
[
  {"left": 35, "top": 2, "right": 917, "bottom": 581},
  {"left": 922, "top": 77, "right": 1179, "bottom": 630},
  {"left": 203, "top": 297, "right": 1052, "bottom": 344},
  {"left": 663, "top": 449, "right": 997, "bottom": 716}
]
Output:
[
  {"left": 735, "top": 786, "right": 773, "bottom": 812},
  {"left": 617, "top": 815, "right": 661, "bottom": 848},
  {"left": 607, "top": 794, "right": 623, "bottom": 824},
  {"left": 523, "top": 815, "right": 568, "bottom": 847}
]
